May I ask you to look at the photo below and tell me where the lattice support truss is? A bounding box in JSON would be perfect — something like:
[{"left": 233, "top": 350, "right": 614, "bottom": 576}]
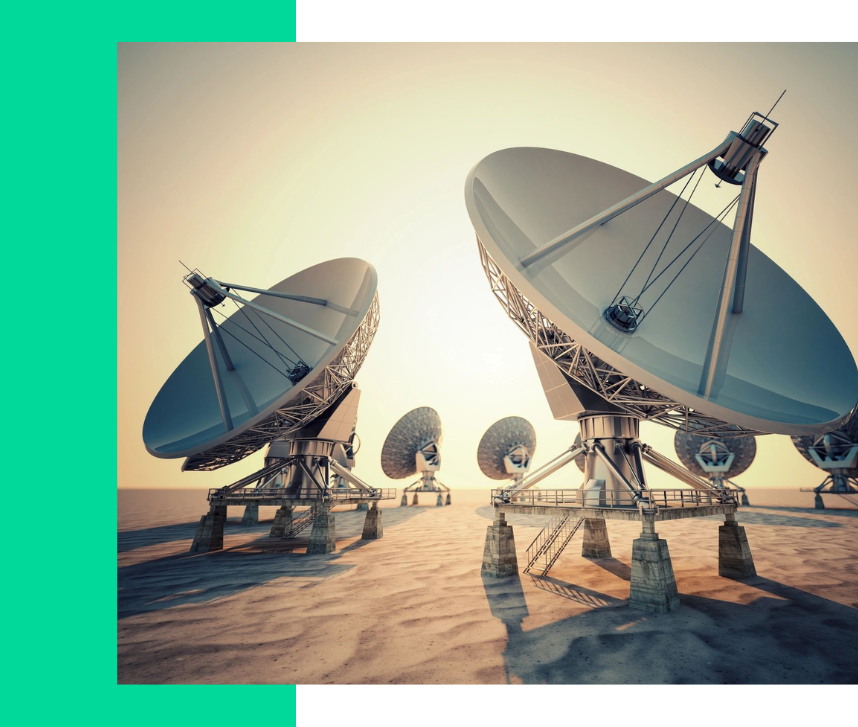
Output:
[
  {"left": 185, "top": 293, "right": 381, "bottom": 470},
  {"left": 477, "top": 239, "right": 761, "bottom": 438}
]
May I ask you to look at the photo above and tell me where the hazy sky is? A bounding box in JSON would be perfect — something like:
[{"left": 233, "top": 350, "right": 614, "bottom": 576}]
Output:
[{"left": 118, "top": 43, "right": 858, "bottom": 493}]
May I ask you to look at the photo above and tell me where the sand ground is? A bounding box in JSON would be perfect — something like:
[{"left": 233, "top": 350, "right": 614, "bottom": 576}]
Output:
[{"left": 118, "top": 489, "right": 858, "bottom": 684}]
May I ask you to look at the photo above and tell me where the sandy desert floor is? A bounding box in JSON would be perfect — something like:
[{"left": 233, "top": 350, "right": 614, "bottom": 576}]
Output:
[{"left": 118, "top": 489, "right": 858, "bottom": 684}]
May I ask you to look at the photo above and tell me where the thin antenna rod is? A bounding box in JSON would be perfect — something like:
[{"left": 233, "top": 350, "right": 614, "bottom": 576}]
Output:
[
  {"left": 179, "top": 260, "right": 193, "bottom": 273},
  {"left": 764, "top": 89, "right": 786, "bottom": 120}
]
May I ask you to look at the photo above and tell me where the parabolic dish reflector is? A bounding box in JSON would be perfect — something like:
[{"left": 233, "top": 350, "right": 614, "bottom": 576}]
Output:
[
  {"left": 380, "top": 407, "right": 442, "bottom": 479},
  {"left": 477, "top": 416, "right": 537, "bottom": 480},
  {"left": 674, "top": 431, "right": 756, "bottom": 478},
  {"left": 465, "top": 147, "right": 858, "bottom": 437},
  {"left": 791, "top": 408, "right": 858, "bottom": 477},
  {"left": 143, "top": 258, "right": 379, "bottom": 471}
]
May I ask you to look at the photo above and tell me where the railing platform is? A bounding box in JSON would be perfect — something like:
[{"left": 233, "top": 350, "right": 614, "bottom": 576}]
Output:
[
  {"left": 208, "top": 487, "right": 397, "bottom": 506},
  {"left": 491, "top": 488, "right": 736, "bottom": 522}
]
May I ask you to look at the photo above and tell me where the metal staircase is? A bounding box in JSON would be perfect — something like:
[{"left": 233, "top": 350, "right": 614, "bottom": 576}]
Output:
[
  {"left": 524, "top": 514, "right": 584, "bottom": 576},
  {"left": 282, "top": 505, "right": 320, "bottom": 539}
]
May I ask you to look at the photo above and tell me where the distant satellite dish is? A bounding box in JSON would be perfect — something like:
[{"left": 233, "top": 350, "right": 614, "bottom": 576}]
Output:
[
  {"left": 675, "top": 432, "right": 756, "bottom": 479},
  {"left": 791, "top": 409, "right": 858, "bottom": 508},
  {"left": 381, "top": 407, "right": 450, "bottom": 505},
  {"left": 477, "top": 417, "right": 536, "bottom": 482},
  {"left": 143, "top": 258, "right": 379, "bottom": 471}
]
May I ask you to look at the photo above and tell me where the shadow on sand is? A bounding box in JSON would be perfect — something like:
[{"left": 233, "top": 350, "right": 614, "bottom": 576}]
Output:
[
  {"left": 118, "top": 506, "right": 426, "bottom": 619},
  {"left": 482, "top": 570, "right": 858, "bottom": 684}
]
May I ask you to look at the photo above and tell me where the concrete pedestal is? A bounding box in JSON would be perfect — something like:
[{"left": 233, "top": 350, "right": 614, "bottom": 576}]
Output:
[
  {"left": 190, "top": 504, "right": 227, "bottom": 553},
  {"left": 400, "top": 493, "right": 408, "bottom": 507},
  {"left": 361, "top": 502, "right": 383, "bottom": 539},
  {"left": 268, "top": 506, "right": 294, "bottom": 538},
  {"left": 815, "top": 493, "right": 825, "bottom": 510},
  {"left": 306, "top": 505, "right": 336, "bottom": 554},
  {"left": 445, "top": 493, "right": 451, "bottom": 505},
  {"left": 481, "top": 511, "right": 518, "bottom": 578},
  {"left": 357, "top": 502, "right": 369, "bottom": 511},
  {"left": 581, "top": 518, "right": 611, "bottom": 558},
  {"left": 240, "top": 503, "right": 259, "bottom": 526},
  {"left": 629, "top": 515, "right": 680, "bottom": 613},
  {"left": 741, "top": 493, "right": 750, "bottom": 507},
  {"left": 411, "top": 493, "right": 419, "bottom": 506},
  {"left": 718, "top": 513, "right": 756, "bottom": 578},
  {"left": 436, "top": 493, "right": 444, "bottom": 506}
]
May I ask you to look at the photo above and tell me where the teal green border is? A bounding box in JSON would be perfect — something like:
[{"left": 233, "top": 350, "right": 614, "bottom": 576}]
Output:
[{"left": 11, "top": 9, "right": 296, "bottom": 723}]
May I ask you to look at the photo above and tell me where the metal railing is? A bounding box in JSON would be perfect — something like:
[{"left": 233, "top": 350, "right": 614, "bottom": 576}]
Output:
[
  {"left": 208, "top": 487, "right": 397, "bottom": 502},
  {"left": 492, "top": 488, "right": 736, "bottom": 509}
]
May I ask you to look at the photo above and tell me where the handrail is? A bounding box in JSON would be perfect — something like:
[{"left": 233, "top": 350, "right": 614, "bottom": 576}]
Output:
[
  {"left": 491, "top": 488, "right": 736, "bottom": 509},
  {"left": 209, "top": 487, "right": 398, "bottom": 502}
]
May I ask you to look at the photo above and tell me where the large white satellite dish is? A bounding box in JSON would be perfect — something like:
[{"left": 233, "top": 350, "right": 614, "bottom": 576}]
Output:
[
  {"left": 143, "top": 258, "right": 393, "bottom": 554},
  {"left": 470, "top": 108, "right": 857, "bottom": 611}
]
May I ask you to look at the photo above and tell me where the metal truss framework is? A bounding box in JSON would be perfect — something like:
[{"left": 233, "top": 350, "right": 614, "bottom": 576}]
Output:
[
  {"left": 478, "top": 239, "right": 762, "bottom": 438},
  {"left": 185, "top": 293, "right": 381, "bottom": 471}
]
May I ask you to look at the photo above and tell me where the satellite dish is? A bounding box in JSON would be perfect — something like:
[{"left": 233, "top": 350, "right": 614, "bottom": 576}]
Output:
[
  {"left": 469, "top": 109, "right": 857, "bottom": 598},
  {"left": 381, "top": 407, "right": 450, "bottom": 505},
  {"left": 465, "top": 140, "right": 857, "bottom": 438},
  {"left": 143, "top": 258, "right": 379, "bottom": 471},
  {"left": 143, "top": 259, "right": 394, "bottom": 554},
  {"left": 674, "top": 431, "right": 755, "bottom": 505},
  {"left": 791, "top": 409, "right": 858, "bottom": 508},
  {"left": 477, "top": 416, "right": 537, "bottom": 483}
]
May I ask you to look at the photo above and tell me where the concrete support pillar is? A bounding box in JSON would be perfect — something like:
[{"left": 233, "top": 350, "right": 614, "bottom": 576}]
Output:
[
  {"left": 411, "top": 493, "right": 419, "bottom": 506},
  {"left": 240, "top": 503, "right": 259, "bottom": 526},
  {"left": 357, "top": 502, "right": 369, "bottom": 511},
  {"left": 718, "top": 512, "right": 756, "bottom": 578},
  {"left": 814, "top": 493, "right": 825, "bottom": 510},
  {"left": 190, "top": 504, "right": 227, "bottom": 553},
  {"left": 361, "top": 502, "right": 383, "bottom": 540},
  {"left": 436, "top": 493, "right": 444, "bottom": 507},
  {"left": 400, "top": 493, "right": 408, "bottom": 507},
  {"left": 741, "top": 493, "right": 750, "bottom": 507},
  {"left": 268, "top": 505, "right": 294, "bottom": 538},
  {"left": 481, "top": 510, "right": 518, "bottom": 578},
  {"left": 629, "top": 514, "right": 680, "bottom": 613},
  {"left": 445, "top": 493, "right": 451, "bottom": 506},
  {"left": 581, "top": 518, "right": 612, "bottom": 558},
  {"left": 307, "top": 503, "right": 336, "bottom": 555}
]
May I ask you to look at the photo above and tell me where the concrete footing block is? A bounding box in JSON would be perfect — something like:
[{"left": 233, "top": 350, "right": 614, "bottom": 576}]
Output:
[
  {"left": 190, "top": 504, "right": 227, "bottom": 553},
  {"left": 814, "top": 494, "right": 825, "bottom": 510},
  {"left": 629, "top": 515, "right": 679, "bottom": 613},
  {"left": 481, "top": 511, "right": 518, "bottom": 578},
  {"left": 445, "top": 493, "right": 451, "bottom": 506},
  {"left": 361, "top": 503, "right": 383, "bottom": 539},
  {"left": 411, "top": 493, "right": 419, "bottom": 506},
  {"left": 581, "top": 518, "right": 611, "bottom": 558},
  {"left": 356, "top": 502, "right": 369, "bottom": 511},
  {"left": 306, "top": 505, "right": 336, "bottom": 554},
  {"left": 268, "top": 506, "right": 293, "bottom": 538},
  {"left": 741, "top": 493, "right": 750, "bottom": 507},
  {"left": 436, "top": 493, "right": 443, "bottom": 507},
  {"left": 719, "top": 516, "right": 756, "bottom": 578},
  {"left": 240, "top": 503, "right": 259, "bottom": 526},
  {"left": 400, "top": 493, "right": 408, "bottom": 507}
]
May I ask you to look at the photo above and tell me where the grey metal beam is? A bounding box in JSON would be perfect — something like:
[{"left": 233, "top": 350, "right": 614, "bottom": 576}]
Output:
[
  {"left": 195, "top": 294, "right": 233, "bottom": 433},
  {"left": 520, "top": 135, "right": 735, "bottom": 268}
]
